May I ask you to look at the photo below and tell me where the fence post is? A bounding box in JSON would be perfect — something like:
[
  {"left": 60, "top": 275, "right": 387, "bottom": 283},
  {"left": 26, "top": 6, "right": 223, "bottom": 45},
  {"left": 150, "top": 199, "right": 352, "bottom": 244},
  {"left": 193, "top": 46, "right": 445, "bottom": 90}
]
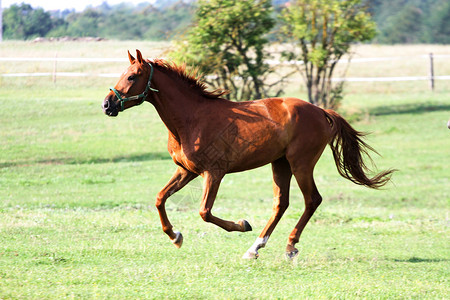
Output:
[
  {"left": 53, "top": 52, "right": 57, "bottom": 84},
  {"left": 429, "top": 53, "right": 434, "bottom": 91}
]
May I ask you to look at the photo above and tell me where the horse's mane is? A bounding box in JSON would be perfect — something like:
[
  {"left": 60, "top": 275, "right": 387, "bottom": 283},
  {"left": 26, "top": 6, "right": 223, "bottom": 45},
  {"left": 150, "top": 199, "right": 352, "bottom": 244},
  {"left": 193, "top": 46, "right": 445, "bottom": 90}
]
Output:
[{"left": 150, "top": 58, "right": 229, "bottom": 99}]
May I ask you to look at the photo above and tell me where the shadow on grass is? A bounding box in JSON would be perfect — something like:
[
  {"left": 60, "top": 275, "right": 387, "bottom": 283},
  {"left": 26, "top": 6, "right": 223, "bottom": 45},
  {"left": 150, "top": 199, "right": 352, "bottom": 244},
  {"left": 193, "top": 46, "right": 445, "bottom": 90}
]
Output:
[
  {"left": 1, "top": 152, "right": 171, "bottom": 168},
  {"left": 76, "top": 152, "right": 172, "bottom": 164},
  {"left": 369, "top": 102, "right": 450, "bottom": 116},
  {"left": 393, "top": 257, "right": 449, "bottom": 263}
]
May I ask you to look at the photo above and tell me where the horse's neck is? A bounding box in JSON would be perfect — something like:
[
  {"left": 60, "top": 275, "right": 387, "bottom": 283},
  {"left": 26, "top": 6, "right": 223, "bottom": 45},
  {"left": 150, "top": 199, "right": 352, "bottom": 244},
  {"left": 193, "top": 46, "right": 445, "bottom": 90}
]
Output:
[{"left": 150, "top": 70, "right": 202, "bottom": 141}]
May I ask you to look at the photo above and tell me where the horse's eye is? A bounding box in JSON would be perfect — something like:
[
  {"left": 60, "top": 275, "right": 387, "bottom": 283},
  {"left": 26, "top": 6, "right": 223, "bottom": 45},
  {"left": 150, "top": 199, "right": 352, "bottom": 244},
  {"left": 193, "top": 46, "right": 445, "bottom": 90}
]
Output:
[{"left": 128, "top": 75, "right": 136, "bottom": 81}]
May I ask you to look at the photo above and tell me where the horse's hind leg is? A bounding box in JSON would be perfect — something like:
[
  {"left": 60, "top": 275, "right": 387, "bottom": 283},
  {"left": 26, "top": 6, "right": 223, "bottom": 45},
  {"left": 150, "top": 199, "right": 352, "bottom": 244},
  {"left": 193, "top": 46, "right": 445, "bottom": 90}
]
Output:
[
  {"left": 156, "top": 166, "right": 198, "bottom": 248},
  {"left": 285, "top": 115, "right": 329, "bottom": 259},
  {"left": 243, "top": 157, "right": 292, "bottom": 259},
  {"left": 286, "top": 168, "right": 322, "bottom": 259}
]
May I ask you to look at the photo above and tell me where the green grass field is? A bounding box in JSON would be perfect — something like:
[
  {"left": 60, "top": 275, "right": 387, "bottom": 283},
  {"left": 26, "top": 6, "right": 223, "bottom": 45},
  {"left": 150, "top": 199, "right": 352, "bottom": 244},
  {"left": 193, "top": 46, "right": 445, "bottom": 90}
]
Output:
[{"left": 0, "top": 41, "right": 449, "bottom": 299}]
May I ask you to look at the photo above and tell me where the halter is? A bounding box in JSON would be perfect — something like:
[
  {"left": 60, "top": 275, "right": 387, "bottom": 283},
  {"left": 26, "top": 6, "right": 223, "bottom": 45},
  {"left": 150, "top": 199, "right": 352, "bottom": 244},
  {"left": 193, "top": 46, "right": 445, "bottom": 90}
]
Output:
[{"left": 109, "top": 62, "right": 159, "bottom": 111}]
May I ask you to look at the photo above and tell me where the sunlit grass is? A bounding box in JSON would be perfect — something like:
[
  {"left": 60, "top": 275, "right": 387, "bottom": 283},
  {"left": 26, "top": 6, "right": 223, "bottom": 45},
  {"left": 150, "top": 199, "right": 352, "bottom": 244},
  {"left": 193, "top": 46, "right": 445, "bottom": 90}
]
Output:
[{"left": 0, "top": 42, "right": 449, "bottom": 299}]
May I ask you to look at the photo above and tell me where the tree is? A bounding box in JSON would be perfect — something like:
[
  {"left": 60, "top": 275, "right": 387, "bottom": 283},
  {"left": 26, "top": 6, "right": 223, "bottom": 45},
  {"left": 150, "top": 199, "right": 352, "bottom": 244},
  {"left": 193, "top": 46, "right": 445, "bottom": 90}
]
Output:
[
  {"left": 2, "top": 3, "right": 53, "bottom": 39},
  {"left": 65, "top": 9, "right": 102, "bottom": 37},
  {"left": 428, "top": 0, "right": 450, "bottom": 44},
  {"left": 170, "top": 0, "right": 284, "bottom": 101},
  {"left": 378, "top": 5, "right": 423, "bottom": 44},
  {"left": 281, "top": 0, "right": 376, "bottom": 109}
]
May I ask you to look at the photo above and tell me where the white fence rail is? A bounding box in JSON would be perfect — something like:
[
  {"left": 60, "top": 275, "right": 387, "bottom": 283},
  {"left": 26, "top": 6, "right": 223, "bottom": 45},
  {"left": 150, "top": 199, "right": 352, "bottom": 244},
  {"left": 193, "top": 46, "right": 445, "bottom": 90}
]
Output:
[{"left": 1, "top": 55, "right": 449, "bottom": 86}]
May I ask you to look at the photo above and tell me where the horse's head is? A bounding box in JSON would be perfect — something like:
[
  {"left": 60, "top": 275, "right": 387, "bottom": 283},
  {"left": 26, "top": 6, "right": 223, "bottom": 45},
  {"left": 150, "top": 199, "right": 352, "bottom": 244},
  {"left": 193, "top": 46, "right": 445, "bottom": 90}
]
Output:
[{"left": 102, "top": 49, "right": 158, "bottom": 117}]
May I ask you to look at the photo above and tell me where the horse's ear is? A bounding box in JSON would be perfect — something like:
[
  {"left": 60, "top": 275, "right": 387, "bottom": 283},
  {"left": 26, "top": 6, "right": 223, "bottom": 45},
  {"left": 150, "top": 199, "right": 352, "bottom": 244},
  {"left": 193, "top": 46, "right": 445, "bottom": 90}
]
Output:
[
  {"left": 128, "top": 50, "right": 135, "bottom": 64},
  {"left": 136, "top": 49, "right": 143, "bottom": 64}
]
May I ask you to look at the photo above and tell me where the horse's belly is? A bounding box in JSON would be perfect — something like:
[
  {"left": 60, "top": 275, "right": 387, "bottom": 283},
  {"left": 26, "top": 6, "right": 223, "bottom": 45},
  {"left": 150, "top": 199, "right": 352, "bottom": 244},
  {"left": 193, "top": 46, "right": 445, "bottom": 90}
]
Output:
[{"left": 226, "top": 138, "right": 286, "bottom": 172}]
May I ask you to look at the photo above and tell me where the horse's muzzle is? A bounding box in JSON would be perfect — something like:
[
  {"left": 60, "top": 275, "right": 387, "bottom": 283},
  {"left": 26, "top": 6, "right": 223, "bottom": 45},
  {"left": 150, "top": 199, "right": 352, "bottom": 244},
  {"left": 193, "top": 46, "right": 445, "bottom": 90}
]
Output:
[{"left": 102, "top": 96, "right": 119, "bottom": 117}]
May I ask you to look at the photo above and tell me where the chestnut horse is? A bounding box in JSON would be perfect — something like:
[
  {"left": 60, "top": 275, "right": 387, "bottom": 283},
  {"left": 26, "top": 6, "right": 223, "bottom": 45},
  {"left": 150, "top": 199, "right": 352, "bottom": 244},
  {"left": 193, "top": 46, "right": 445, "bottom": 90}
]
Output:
[{"left": 102, "top": 50, "right": 393, "bottom": 259}]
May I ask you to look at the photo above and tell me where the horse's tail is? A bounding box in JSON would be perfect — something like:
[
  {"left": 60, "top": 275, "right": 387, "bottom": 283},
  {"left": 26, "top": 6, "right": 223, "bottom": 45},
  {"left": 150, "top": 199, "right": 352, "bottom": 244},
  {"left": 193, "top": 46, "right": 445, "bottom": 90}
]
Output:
[{"left": 324, "top": 109, "right": 395, "bottom": 189}]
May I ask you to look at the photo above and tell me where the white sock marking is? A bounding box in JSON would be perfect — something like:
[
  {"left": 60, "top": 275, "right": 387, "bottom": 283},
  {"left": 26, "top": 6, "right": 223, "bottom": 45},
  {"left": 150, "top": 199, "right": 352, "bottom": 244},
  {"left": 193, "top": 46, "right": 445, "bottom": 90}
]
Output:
[{"left": 247, "top": 236, "right": 269, "bottom": 254}]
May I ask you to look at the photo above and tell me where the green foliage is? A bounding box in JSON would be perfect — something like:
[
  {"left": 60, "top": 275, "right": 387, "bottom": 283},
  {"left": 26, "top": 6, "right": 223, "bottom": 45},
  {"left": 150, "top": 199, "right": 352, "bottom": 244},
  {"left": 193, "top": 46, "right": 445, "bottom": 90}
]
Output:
[
  {"left": 371, "top": 0, "right": 450, "bottom": 44},
  {"left": 65, "top": 9, "right": 102, "bottom": 37},
  {"left": 89, "top": 3, "right": 194, "bottom": 40},
  {"left": 281, "top": 0, "right": 376, "bottom": 108},
  {"left": 426, "top": 0, "right": 450, "bottom": 44},
  {"left": 2, "top": 1, "right": 450, "bottom": 44},
  {"left": 171, "top": 0, "right": 282, "bottom": 101},
  {"left": 377, "top": 5, "right": 423, "bottom": 44},
  {"left": 1, "top": 2, "right": 193, "bottom": 41},
  {"left": 2, "top": 3, "right": 54, "bottom": 39}
]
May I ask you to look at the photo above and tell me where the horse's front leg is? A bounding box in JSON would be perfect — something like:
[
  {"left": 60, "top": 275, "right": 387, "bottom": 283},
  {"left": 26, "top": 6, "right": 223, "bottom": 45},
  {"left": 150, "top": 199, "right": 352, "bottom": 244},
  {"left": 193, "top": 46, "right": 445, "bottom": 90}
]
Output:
[
  {"left": 199, "top": 172, "right": 252, "bottom": 232},
  {"left": 156, "top": 166, "right": 198, "bottom": 248}
]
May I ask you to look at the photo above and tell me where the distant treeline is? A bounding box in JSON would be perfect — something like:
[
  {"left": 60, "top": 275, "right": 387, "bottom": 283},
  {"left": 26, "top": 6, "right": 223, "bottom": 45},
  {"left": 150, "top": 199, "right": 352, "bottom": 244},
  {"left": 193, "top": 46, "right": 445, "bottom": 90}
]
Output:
[
  {"left": 2, "top": 0, "right": 449, "bottom": 44},
  {"left": 368, "top": 0, "right": 449, "bottom": 44},
  {"left": 2, "top": 1, "right": 194, "bottom": 41}
]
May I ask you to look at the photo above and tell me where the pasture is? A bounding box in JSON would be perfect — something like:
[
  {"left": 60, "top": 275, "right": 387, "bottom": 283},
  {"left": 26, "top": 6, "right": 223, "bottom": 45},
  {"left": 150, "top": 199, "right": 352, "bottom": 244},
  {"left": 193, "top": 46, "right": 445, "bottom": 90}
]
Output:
[{"left": 0, "top": 41, "right": 449, "bottom": 299}]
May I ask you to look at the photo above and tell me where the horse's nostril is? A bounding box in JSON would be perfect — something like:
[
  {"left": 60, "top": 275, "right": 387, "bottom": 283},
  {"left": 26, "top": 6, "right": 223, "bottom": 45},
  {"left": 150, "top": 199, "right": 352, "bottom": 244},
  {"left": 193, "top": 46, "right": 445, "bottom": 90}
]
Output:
[{"left": 103, "top": 100, "right": 110, "bottom": 110}]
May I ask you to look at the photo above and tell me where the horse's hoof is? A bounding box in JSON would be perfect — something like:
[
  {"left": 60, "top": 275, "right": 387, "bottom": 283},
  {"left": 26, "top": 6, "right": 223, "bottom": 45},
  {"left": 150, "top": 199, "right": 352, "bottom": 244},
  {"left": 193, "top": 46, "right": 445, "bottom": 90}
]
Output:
[
  {"left": 242, "top": 251, "right": 259, "bottom": 259},
  {"left": 285, "top": 249, "right": 299, "bottom": 260},
  {"left": 238, "top": 219, "right": 252, "bottom": 232},
  {"left": 171, "top": 231, "right": 183, "bottom": 248}
]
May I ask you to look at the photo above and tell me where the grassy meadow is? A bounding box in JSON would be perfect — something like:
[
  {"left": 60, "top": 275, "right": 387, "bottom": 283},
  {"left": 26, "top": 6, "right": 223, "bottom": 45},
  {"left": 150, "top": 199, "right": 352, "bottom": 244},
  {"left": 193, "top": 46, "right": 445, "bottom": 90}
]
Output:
[{"left": 0, "top": 41, "right": 449, "bottom": 299}]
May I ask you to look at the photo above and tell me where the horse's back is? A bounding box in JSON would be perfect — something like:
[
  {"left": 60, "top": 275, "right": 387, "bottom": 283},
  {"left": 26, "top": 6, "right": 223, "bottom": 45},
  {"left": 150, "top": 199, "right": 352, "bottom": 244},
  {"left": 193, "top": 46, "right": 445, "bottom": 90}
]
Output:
[
  {"left": 256, "top": 97, "right": 332, "bottom": 137},
  {"left": 229, "top": 96, "right": 332, "bottom": 150}
]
